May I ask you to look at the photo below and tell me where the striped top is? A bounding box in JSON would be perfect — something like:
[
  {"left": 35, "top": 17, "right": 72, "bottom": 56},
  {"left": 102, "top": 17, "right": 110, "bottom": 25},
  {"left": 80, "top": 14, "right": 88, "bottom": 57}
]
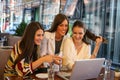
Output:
[{"left": 4, "top": 41, "right": 33, "bottom": 77}]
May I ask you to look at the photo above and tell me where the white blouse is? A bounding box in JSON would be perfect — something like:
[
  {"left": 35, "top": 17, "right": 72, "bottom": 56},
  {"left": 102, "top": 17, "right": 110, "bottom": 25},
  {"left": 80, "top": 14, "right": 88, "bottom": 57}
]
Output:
[
  {"left": 40, "top": 32, "right": 69, "bottom": 56},
  {"left": 62, "top": 37, "right": 91, "bottom": 69}
]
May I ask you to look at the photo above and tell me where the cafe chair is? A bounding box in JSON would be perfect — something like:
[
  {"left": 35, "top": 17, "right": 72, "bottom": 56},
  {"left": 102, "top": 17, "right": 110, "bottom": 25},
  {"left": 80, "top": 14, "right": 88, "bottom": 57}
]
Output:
[{"left": 0, "top": 49, "right": 11, "bottom": 80}]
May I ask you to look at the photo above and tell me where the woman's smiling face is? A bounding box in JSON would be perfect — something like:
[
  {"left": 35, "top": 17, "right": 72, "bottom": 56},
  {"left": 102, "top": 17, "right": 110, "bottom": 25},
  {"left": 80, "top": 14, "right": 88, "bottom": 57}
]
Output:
[
  {"left": 34, "top": 29, "right": 44, "bottom": 45},
  {"left": 56, "top": 19, "right": 68, "bottom": 37},
  {"left": 72, "top": 26, "right": 85, "bottom": 43}
]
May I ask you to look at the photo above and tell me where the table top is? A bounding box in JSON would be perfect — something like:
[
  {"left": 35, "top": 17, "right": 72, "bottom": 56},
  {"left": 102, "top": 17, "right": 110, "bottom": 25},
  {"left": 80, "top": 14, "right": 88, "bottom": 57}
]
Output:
[
  {"left": 5, "top": 68, "right": 115, "bottom": 80},
  {"left": 0, "top": 46, "right": 13, "bottom": 50}
]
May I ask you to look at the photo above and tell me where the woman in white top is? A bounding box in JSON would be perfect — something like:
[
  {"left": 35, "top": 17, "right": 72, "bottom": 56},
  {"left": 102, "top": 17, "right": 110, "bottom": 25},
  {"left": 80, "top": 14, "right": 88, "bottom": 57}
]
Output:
[
  {"left": 40, "top": 13, "right": 69, "bottom": 56},
  {"left": 62, "top": 20, "right": 103, "bottom": 70}
]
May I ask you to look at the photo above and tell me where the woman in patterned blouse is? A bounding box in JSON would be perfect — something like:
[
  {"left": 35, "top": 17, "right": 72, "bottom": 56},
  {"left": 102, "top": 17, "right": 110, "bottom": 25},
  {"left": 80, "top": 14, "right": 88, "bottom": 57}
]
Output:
[{"left": 4, "top": 22, "right": 61, "bottom": 77}]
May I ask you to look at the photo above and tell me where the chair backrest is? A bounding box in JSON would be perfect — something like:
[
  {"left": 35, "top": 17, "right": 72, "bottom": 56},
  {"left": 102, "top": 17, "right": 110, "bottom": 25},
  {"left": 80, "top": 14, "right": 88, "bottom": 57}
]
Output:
[
  {"left": 7, "top": 35, "right": 21, "bottom": 46},
  {"left": 0, "top": 49, "right": 11, "bottom": 80},
  {"left": 0, "top": 33, "right": 10, "bottom": 38},
  {"left": 0, "top": 33, "right": 10, "bottom": 46}
]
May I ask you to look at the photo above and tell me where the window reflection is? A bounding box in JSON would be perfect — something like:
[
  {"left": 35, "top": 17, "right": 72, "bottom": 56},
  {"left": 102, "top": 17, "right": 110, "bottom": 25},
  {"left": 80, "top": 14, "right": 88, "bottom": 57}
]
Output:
[
  {"left": 81, "top": 0, "right": 120, "bottom": 68},
  {"left": 63, "top": 0, "right": 119, "bottom": 68}
]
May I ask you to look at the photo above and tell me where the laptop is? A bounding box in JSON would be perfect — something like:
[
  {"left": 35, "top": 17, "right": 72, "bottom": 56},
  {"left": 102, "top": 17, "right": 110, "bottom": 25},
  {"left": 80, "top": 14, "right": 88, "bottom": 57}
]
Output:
[{"left": 57, "top": 58, "right": 105, "bottom": 80}]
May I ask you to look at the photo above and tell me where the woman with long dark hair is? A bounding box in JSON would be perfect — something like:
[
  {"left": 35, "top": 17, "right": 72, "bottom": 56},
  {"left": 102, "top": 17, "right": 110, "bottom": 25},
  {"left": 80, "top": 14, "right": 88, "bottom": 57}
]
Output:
[
  {"left": 41, "top": 13, "right": 69, "bottom": 56},
  {"left": 4, "top": 22, "right": 61, "bottom": 77},
  {"left": 62, "top": 20, "right": 103, "bottom": 70}
]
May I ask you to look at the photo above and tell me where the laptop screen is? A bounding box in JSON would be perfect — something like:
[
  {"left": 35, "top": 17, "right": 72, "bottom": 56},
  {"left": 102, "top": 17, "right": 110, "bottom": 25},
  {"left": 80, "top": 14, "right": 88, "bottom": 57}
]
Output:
[
  {"left": 57, "top": 58, "right": 105, "bottom": 80},
  {"left": 70, "top": 58, "right": 105, "bottom": 80}
]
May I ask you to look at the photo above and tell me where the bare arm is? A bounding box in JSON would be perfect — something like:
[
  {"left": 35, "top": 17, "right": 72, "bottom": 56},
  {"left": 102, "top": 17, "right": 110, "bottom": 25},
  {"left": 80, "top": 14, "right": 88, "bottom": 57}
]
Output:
[
  {"left": 32, "top": 55, "right": 62, "bottom": 70},
  {"left": 90, "top": 36, "right": 103, "bottom": 58}
]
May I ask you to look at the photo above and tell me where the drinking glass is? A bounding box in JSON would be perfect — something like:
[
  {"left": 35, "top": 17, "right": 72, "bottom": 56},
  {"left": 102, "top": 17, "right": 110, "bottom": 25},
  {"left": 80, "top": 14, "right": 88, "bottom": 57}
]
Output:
[
  {"left": 53, "top": 53, "right": 62, "bottom": 72},
  {"left": 103, "top": 59, "right": 112, "bottom": 80},
  {"left": 104, "top": 59, "right": 112, "bottom": 74},
  {"left": 48, "top": 63, "right": 54, "bottom": 80}
]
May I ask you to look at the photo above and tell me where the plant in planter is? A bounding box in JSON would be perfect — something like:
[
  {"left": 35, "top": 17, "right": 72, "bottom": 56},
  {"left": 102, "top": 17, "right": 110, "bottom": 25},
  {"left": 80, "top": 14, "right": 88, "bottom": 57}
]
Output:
[
  {"left": 14, "top": 21, "right": 27, "bottom": 36},
  {"left": 6, "top": 22, "right": 27, "bottom": 46},
  {"left": 115, "top": 67, "right": 120, "bottom": 78}
]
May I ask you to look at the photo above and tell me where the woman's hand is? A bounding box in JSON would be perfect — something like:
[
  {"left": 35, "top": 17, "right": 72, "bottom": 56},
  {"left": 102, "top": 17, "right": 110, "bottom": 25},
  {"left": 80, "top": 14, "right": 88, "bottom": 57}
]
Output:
[
  {"left": 32, "top": 55, "right": 61, "bottom": 70},
  {"left": 95, "top": 36, "right": 103, "bottom": 46},
  {"left": 90, "top": 36, "right": 103, "bottom": 59},
  {"left": 53, "top": 55, "right": 62, "bottom": 65},
  {"left": 43, "top": 55, "right": 62, "bottom": 64}
]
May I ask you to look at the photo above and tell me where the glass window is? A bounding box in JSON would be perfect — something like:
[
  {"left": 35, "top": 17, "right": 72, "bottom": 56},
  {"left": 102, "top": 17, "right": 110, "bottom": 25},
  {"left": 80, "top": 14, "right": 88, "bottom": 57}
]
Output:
[
  {"left": 82, "top": 0, "right": 120, "bottom": 68},
  {"left": 41, "top": 0, "right": 60, "bottom": 30},
  {"left": 64, "top": 0, "right": 120, "bottom": 68}
]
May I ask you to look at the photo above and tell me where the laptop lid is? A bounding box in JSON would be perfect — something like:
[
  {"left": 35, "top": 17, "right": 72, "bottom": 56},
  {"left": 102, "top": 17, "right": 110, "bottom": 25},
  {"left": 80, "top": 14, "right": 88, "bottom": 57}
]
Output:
[{"left": 70, "top": 58, "right": 105, "bottom": 80}]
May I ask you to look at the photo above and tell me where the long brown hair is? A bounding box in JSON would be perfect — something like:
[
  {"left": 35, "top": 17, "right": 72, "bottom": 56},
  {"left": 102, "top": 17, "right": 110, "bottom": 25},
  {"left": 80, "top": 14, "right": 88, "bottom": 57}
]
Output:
[
  {"left": 72, "top": 20, "right": 89, "bottom": 45},
  {"left": 48, "top": 13, "right": 69, "bottom": 35},
  {"left": 72, "top": 20, "right": 107, "bottom": 45},
  {"left": 85, "top": 29, "right": 107, "bottom": 43},
  {"left": 15, "top": 22, "right": 44, "bottom": 64}
]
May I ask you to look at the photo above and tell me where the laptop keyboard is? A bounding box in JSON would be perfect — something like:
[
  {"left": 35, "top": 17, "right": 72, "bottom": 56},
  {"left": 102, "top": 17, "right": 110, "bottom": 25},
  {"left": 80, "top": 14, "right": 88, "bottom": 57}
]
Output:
[{"left": 57, "top": 72, "right": 71, "bottom": 80}]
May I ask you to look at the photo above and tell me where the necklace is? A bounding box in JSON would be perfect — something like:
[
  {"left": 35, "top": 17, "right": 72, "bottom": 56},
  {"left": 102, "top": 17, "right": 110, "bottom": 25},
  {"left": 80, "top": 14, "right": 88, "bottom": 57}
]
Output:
[
  {"left": 72, "top": 37, "right": 83, "bottom": 54},
  {"left": 55, "top": 32, "right": 63, "bottom": 41},
  {"left": 74, "top": 41, "right": 83, "bottom": 54},
  {"left": 76, "top": 44, "right": 83, "bottom": 55},
  {"left": 75, "top": 43, "right": 83, "bottom": 50},
  {"left": 55, "top": 35, "right": 63, "bottom": 41}
]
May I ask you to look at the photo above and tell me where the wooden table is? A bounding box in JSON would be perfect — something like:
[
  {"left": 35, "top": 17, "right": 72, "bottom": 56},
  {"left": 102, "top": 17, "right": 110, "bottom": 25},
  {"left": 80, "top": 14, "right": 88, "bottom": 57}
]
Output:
[
  {"left": 96, "top": 68, "right": 115, "bottom": 80},
  {"left": 5, "top": 68, "right": 115, "bottom": 80}
]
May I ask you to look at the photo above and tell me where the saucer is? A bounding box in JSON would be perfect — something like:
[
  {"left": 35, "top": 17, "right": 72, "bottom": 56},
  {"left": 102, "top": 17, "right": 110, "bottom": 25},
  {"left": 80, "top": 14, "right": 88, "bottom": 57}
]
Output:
[{"left": 36, "top": 73, "right": 48, "bottom": 78}]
